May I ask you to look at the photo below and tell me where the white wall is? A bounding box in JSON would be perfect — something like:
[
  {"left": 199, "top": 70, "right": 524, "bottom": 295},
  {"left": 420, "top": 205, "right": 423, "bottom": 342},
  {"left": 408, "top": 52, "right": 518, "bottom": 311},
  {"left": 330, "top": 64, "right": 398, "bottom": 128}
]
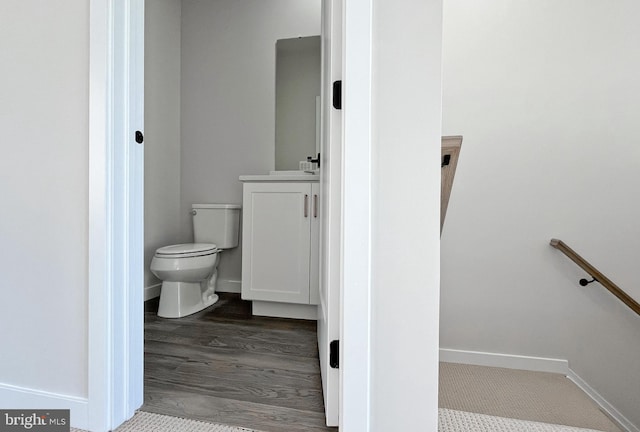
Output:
[
  {"left": 180, "top": 0, "right": 321, "bottom": 286},
  {"left": 0, "top": 0, "right": 88, "bottom": 397},
  {"left": 441, "top": 0, "right": 640, "bottom": 427},
  {"left": 370, "top": 0, "right": 443, "bottom": 430},
  {"left": 144, "top": 0, "right": 182, "bottom": 295}
]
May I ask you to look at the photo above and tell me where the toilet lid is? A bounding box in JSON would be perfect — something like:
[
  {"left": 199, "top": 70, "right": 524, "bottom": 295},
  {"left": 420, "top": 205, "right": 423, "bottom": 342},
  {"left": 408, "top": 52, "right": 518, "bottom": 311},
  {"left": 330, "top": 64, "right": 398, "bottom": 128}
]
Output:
[{"left": 156, "top": 243, "right": 217, "bottom": 257}]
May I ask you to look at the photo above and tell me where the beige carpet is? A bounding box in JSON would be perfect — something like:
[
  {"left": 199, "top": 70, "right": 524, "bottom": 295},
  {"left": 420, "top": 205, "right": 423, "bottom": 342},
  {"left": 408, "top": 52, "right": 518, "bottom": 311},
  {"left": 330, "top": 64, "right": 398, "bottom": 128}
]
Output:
[
  {"left": 439, "top": 408, "right": 607, "bottom": 432},
  {"left": 439, "top": 362, "right": 622, "bottom": 432},
  {"left": 71, "top": 411, "right": 262, "bottom": 432},
  {"left": 71, "top": 409, "right": 611, "bottom": 432}
]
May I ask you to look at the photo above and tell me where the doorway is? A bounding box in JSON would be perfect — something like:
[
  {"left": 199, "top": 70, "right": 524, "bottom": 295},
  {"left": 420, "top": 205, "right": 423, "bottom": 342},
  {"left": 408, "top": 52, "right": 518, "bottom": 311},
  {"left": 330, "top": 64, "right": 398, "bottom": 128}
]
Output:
[
  {"left": 87, "top": 0, "right": 380, "bottom": 430},
  {"left": 141, "top": 0, "right": 334, "bottom": 430}
]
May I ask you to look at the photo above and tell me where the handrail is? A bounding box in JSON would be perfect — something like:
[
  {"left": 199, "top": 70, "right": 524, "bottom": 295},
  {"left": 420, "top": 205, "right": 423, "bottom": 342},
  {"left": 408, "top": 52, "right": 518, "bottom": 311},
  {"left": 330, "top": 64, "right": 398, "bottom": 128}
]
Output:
[{"left": 550, "top": 238, "right": 640, "bottom": 316}]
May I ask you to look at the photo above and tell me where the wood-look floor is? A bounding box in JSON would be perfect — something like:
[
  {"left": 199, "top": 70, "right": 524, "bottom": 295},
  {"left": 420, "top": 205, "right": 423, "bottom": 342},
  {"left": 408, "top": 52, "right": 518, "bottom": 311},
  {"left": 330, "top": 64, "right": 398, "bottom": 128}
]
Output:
[{"left": 142, "top": 293, "right": 337, "bottom": 432}]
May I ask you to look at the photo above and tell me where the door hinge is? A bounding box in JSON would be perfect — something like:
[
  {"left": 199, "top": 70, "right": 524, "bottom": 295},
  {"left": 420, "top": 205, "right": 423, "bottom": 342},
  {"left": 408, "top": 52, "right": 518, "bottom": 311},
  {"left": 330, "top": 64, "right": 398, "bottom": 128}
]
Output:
[
  {"left": 135, "top": 130, "right": 144, "bottom": 144},
  {"left": 330, "top": 340, "right": 339, "bottom": 369},
  {"left": 332, "top": 80, "right": 342, "bottom": 110}
]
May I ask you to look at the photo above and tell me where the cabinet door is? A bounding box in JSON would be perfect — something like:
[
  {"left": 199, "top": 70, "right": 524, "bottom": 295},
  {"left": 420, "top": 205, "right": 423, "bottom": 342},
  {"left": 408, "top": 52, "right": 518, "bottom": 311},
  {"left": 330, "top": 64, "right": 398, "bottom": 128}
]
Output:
[
  {"left": 309, "top": 182, "right": 320, "bottom": 305},
  {"left": 242, "top": 182, "right": 312, "bottom": 304}
]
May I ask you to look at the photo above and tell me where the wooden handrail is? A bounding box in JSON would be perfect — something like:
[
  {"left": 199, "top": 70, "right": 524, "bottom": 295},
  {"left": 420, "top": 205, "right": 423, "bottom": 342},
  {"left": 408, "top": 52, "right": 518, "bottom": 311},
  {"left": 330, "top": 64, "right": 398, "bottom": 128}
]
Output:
[{"left": 550, "top": 238, "right": 640, "bottom": 316}]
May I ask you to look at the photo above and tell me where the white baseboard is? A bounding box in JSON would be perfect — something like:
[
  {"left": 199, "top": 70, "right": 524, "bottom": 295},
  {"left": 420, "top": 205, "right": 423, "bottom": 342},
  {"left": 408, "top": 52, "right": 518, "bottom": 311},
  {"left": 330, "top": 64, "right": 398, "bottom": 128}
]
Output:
[
  {"left": 439, "top": 348, "right": 569, "bottom": 375},
  {"left": 216, "top": 279, "right": 241, "bottom": 293},
  {"left": 567, "top": 369, "right": 639, "bottom": 432},
  {"left": 0, "top": 382, "right": 88, "bottom": 430},
  {"left": 145, "top": 280, "right": 241, "bottom": 301},
  {"left": 439, "top": 348, "right": 636, "bottom": 432},
  {"left": 144, "top": 283, "right": 161, "bottom": 301}
]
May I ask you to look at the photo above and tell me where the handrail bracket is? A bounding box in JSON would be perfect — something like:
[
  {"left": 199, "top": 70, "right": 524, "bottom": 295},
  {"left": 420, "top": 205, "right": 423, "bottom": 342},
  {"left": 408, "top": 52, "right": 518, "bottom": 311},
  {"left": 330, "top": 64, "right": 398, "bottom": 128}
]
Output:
[{"left": 550, "top": 238, "right": 640, "bottom": 316}]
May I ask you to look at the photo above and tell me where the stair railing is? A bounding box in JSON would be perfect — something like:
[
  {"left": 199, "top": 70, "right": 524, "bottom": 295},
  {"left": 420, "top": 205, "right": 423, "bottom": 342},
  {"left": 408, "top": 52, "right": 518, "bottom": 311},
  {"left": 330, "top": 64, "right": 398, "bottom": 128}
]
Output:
[{"left": 550, "top": 238, "right": 640, "bottom": 316}]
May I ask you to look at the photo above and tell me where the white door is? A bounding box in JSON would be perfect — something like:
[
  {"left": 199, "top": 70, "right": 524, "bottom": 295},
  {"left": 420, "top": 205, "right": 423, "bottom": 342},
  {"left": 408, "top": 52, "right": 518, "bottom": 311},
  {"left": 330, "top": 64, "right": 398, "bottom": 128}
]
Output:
[{"left": 318, "top": 0, "right": 342, "bottom": 426}]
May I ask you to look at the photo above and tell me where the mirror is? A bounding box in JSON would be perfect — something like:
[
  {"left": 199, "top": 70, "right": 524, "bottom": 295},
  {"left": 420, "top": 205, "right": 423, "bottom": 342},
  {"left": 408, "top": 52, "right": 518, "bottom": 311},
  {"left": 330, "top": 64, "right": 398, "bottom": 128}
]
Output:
[{"left": 275, "top": 36, "right": 321, "bottom": 171}]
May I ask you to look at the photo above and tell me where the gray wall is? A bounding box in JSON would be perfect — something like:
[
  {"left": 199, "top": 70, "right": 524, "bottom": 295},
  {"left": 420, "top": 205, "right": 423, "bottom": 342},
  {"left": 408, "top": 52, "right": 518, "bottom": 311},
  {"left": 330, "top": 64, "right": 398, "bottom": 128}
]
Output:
[
  {"left": 144, "top": 0, "right": 182, "bottom": 295},
  {"left": 0, "top": 0, "right": 88, "bottom": 396},
  {"left": 440, "top": 0, "right": 640, "bottom": 427},
  {"left": 180, "top": 0, "right": 321, "bottom": 285}
]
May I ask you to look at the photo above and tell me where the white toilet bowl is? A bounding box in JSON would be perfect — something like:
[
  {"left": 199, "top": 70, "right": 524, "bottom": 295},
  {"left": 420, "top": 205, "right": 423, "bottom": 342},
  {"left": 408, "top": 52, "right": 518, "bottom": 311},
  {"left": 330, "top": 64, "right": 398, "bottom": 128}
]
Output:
[{"left": 150, "top": 243, "right": 221, "bottom": 318}]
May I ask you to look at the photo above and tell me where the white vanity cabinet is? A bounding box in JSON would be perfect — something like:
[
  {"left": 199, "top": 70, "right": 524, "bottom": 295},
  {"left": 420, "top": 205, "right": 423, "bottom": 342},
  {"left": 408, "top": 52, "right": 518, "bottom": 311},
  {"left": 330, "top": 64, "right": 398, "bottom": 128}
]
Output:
[{"left": 240, "top": 177, "right": 319, "bottom": 318}]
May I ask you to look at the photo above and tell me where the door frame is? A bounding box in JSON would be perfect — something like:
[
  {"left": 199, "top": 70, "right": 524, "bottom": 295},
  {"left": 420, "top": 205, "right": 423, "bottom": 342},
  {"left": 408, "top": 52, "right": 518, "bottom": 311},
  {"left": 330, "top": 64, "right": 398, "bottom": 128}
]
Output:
[
  {"left": 87, "top": 0, "right": 374, "bottom": 430},
  {"left": 88, "top": 0, "right": 144, "bottom": 430}
]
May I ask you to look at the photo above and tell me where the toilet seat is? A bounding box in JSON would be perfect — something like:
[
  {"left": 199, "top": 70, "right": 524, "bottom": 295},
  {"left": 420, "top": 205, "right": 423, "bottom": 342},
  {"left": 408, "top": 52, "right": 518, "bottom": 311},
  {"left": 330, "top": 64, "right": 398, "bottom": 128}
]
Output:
[{"left": 155, "top": 243, "right": 218, "bottom": 259}]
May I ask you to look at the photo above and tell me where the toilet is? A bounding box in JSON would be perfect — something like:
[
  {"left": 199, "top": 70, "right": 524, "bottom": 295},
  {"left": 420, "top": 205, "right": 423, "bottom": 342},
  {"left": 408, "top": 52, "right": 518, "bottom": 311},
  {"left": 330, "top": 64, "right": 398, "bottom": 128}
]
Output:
[{"left": 150, "top": 204, "right": 241, "bottom": 318}]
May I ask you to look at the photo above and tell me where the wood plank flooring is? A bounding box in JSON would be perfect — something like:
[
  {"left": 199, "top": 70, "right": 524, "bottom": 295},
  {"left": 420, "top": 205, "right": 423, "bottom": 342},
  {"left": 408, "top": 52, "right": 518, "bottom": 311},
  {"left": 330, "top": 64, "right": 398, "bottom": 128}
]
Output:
[{"left": 142, "top": 293, "right": 337, "bottom": 432}]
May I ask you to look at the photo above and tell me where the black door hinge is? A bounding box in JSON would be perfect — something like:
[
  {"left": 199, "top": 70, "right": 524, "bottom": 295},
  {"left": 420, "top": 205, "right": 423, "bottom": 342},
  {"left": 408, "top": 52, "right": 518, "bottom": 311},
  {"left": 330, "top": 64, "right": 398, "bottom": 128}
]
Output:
[
  {"left": 135, "top": 130, "right": 144, "bottom": 144},
  {"left": 441, "top": 154, "right": 451, "bottom": 167},
  {"left": 332, "top": 80, "right": 342, "bottom": 110},
  {"left": 329, "top": 340, "right": 339, "bottom": 369}
]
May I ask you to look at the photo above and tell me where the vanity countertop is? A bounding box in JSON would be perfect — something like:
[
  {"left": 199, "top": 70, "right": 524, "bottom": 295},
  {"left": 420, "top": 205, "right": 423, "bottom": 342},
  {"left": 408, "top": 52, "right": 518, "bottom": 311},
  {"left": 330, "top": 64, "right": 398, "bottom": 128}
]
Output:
[{"left": 239, "top": 172, "right": 319, "bottom": 182}]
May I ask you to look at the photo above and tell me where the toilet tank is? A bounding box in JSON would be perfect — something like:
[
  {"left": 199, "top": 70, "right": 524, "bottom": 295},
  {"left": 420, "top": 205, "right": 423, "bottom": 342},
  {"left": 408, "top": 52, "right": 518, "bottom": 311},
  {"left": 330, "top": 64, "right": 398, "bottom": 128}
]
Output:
[{"left": 192, "top": 204, "right": 241, "bottom": 249}]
